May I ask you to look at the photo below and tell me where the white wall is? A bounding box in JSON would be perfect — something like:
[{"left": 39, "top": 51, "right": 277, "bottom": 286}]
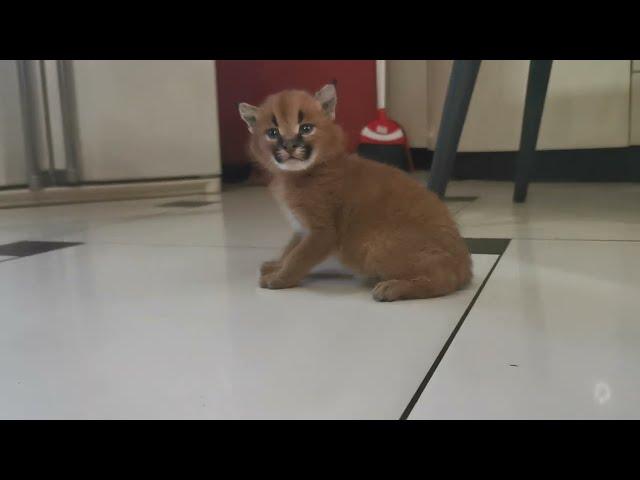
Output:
[
  {"left": 72, "top": 60, "right": 221, "bottom": 181},
  {"left": 388, "top": 60, "right": 632, "bottom": 152},
  {"left": 538, "top": 60, "right": 630, "bottom": 149},
  {"left": 631, "top": 73, "right": 640, "bottom": 146},
  {"left": 387, "top": 61, "right": 429, "bottom": 148},
  {"left": 0, "top": 61, "right": 27, "bottom": 186},
  {"left": 427, "top": 60, "right": 530, "bottom": 151}
]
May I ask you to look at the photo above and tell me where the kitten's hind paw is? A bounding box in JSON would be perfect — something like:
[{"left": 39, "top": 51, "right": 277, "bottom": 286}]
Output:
[
  {"left": 260, "top": 260, "right": 282, "bottom": 275},
  {"left": 259, "top": 272, "right": 299, "bottom": 290},
  {"left": 372, "top": 276, "right": 451, "bottom": 301}
]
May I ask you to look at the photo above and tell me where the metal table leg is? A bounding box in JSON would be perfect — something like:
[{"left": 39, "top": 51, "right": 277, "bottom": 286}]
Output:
[
  {"left": 513, "top": 60, "right": 553, "bottom": 203},
  {"left": 427, "top": 60, "right": 481, "bottom": 198}
]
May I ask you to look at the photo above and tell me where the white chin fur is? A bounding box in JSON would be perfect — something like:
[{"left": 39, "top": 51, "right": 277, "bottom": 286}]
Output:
[{"left": 272, "top": 150, "right": 317, "bottom": 171}]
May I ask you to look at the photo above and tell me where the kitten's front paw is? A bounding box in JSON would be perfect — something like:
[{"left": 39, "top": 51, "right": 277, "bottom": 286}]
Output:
[
  {"left": 259, "top": 272, "right": 298, "bottom": 290},
  {"left": 260, "top": 260, "right": 282, "bottom": 275}
]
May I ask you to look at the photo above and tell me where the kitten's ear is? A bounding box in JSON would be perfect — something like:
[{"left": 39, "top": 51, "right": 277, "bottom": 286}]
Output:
[
  {"left": 314, "top": 84, "right": 337, "bottom": 119},
  {"left": 238, "top": 102, "right": 258, "bottom": 132}
]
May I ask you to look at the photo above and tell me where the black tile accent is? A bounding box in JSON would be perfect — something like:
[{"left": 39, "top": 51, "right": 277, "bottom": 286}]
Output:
[
  {"left": 464, "top": 238, "right": 510, "bottom": 256},
  {"left": 0, "top": 241, "right": 83, "bottom": 258},
  {"left": 159, "top": 200, "right": 216, "bottom": 208},
  {"left": 400, "top": 237, "right": 512, "bottom": 420}
]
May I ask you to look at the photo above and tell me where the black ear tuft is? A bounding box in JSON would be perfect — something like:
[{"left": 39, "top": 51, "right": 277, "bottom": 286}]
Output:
[{"left": 331, "top": 78, "right": 338, "bottom": 87}]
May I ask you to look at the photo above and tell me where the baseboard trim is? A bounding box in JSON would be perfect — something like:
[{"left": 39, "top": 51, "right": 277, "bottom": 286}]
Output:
[
  {"left": 0, "top": 178, "right": 221, "bottom": 209},
  {"left": 410, "top": 146, "right": 640, "bottom": 182}
]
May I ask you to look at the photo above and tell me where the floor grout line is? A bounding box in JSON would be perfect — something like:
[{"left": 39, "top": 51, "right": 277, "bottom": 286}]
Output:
[
  {"left": 463, "top": 237, "right": 640, "bottom": 243},
  {"left": 399, "top": 240, "right": 511, "bottom": 420},
  {"left": 0, "top": 257, "right": 19, "bottom": 263},
  {"left": 451, "top": 200, "right": 478, "bottom": 218}
]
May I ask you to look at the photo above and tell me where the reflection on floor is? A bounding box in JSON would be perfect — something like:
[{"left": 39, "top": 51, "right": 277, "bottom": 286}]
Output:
[{"left": 1, "top": 178, "right": 640, "bottom": 419}]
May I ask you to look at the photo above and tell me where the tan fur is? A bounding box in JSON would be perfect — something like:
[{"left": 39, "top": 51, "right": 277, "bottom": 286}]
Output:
[{"left": 240, "top": 87, "right": 472, "bottom": 301}]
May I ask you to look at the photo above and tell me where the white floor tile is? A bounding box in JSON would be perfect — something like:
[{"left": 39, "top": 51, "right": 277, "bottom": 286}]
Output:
[
  {"left": 2, "top": 188, "right": 466, "bottom": 248},
  {"left": 444, "top": 181, "right": 640, "bottom": 241},
  {"left": 4, "top": 180, "right": 640, "bottom": 419},
  {"left": 409, "top": 239, "right": 640, "bottom": 419},
  {"left": 0, "top": 194, "right": 224, "bottom": 247},
  {"left": 0, "top": 256, "right": 14, "bottom": 262},
  {"left": 0, "top": 243, "right": 496, "bottom": 419}
]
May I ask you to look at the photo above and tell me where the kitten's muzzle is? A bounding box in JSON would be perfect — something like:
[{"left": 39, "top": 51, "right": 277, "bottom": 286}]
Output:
[
  {"left": 281, "top": 136, "right": 305, "bottom": 153},
  {"left": 273, "top": 135, "right": 312, "bottom": 163}
]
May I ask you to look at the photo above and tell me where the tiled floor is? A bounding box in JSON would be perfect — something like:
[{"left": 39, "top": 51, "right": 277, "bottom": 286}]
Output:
[
  {"left": 1, "top": 178, "right": 640, "bottom": 419},
  {"left": 409, "top": 239, "right": 640, "bottom": 419}
]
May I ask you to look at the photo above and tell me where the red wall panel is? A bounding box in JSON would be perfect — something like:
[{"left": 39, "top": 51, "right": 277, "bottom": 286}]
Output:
[{"left": 215, "top": 60, "right": 377, "bottom": 177}]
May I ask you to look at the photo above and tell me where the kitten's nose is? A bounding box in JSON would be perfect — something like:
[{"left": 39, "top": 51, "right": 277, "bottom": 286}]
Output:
[{"left": 283, "top": 137, "right": 304, "bottom": 153}]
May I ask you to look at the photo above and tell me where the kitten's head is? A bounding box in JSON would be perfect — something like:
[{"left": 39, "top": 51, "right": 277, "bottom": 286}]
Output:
[{"left": 238, "top": 84, "right": 345, "bottom": 173}]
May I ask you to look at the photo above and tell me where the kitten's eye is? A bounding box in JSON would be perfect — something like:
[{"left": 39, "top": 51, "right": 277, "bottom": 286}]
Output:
[
  {"left": 266, "top": 128, "right": 279, "bottom": 139},
  {"left": 299, "top": 123, "right": 315, "bottom": 135}
]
